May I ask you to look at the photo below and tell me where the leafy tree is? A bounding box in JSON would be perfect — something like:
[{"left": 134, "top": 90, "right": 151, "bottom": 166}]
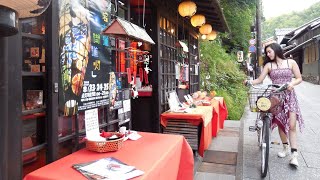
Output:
[
  {"left": 199, "top": 40, "right": 247, "bottom": 120},
  {"left": 220, "top": 0, "right": 256, "bottom": 54},
  {"left": 198, "top": 0, "right": 257, "bottom": 120}
]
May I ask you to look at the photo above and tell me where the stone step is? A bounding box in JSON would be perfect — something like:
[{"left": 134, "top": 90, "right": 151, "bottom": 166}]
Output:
[
  {"left": 197, "top": 162, "right": 236, "bottom": 175},
  {"left": 203, "top": 150, "right": 237, "bottom": 165},
  {"left": 194, "top": 172, "right": 235, "bottom": 180}
]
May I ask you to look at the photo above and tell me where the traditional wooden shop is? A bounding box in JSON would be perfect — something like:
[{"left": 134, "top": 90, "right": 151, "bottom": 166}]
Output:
[
  {"left": 281, "top": 17, "right": 320, "bottom": 84},
  {"left": 0, "top": 0, "right": 228, "bottom": 179}
]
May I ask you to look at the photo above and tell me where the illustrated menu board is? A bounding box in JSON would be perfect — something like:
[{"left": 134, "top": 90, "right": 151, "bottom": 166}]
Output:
[{"left": 58, "top": 0, "right": 113, "bottom": 116}]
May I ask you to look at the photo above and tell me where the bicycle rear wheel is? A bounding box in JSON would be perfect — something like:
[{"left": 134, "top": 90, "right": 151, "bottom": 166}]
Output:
[{"left": 261, "top": 116, "right": 270, "bottom": 177}]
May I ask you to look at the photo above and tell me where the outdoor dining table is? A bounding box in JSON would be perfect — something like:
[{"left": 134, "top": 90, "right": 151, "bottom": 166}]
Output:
[
  {"left": 160, "top": 97, "right": 228, "bottom": 157},
  {"left": 23, "top": 132, "right": 194, "bottom": 180},
  {"left": 212, "top": 97, "right": 228, "bottom": 136}
]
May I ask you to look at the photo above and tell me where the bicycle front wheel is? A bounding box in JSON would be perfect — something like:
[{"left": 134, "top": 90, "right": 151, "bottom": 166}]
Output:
[{"left": 261, "top": 116, "right": 270, "bottom": 178}]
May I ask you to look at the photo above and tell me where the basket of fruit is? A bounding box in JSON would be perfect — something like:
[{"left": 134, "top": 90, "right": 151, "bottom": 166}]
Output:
[{"left": 86, "top": 131, "right": 125, "bottom": 153}]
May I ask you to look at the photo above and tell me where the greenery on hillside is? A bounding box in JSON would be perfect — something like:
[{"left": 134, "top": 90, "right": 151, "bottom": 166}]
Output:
[
  {"left": 220, "top": 0, "right": 256, "bottom": 54},
  {"left": 197, "top": 1, "right": 256, "bottom": 120},
  {"left": 199, "top": 40, "right": 248, "bottom": 120},
  {"left": 262, "top": 2, "right": 320, "bottom": 39}
]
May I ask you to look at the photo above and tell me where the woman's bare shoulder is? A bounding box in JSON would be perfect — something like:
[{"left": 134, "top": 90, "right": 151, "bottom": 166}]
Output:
[
  {"left": 287, "top": 59, "right": 297, "bottom": 63},
  {"left": 264, "top": 62, "right": 272, "bottom": 68}
]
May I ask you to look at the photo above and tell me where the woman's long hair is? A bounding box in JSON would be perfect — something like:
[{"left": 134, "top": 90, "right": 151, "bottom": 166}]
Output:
[{"left": 263, "top": 43, "right": 285, "bottom": 66}]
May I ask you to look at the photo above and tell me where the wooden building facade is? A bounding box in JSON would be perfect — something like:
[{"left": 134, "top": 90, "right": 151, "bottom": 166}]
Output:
[
  {"left": 282, "top": 18, "right": 320, "bottom": 84},
  {"left": 0, "top": 0, "right": 228, "bottom": 179}
]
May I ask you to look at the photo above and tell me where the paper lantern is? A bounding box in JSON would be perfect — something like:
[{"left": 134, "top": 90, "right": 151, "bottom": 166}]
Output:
[
  {"left": 178, "top": 1, "right": 197, "bottom": 18},
  {"left": 206, "top": 30, "right": 217, "bottom": 41},
  {"left": 201, "top": 34, "right": 207, "bottom": 40},
  {"left": 190, "top": 14, "right": 205, "bottom": 27},
  {"left": 199, "top": 24, "right": 212, "bottom": 35}
]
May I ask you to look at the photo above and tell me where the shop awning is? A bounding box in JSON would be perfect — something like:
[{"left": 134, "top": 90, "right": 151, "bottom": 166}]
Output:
[
  {"left": 102, "top": 17, "right": 155, "bottom": 45},
  {"left": 0, "top": 0, "right": 51, "bottom": 18},
  {"left": 195, "top": 0, "right": 230, "bottom": 33}
]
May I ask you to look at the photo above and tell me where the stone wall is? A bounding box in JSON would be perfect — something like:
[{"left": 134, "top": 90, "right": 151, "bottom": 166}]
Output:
[{"left": 302, "top": 74, "right": 319, "bottom": 84}]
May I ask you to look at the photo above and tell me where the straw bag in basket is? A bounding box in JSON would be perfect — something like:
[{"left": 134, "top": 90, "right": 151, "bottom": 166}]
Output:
[{"left": 269, "top": 94, "right": 283, "bottom": 115}]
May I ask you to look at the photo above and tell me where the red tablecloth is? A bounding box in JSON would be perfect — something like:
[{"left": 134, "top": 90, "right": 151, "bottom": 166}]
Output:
[
  {"left": 214, "top": 97, "right": 228, "bottom": 129},
  {"left": 211, "top": 97, "right": 228, "bottom": 137},
  {"left": 24, "top": 132, "right": 194, "bottom": 180},
  {"left": 161, "top": 106, "right": 213, "bottom": 157},
  {"left": 160, "top": 97, "right": 228, "bottom": 156}
]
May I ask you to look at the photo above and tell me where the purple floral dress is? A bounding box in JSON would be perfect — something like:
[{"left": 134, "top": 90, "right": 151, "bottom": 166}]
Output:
[{"left": 269, "top": 65, "right": 304, "bottom": 135}]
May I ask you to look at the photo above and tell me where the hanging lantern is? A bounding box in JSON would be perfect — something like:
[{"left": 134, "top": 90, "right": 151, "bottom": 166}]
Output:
[
  {"left": 206, "top": 30, "right": 217, "bottom": 41},
  {"left": 178, "top": 1, "right": 197, "bottom": 18},
  {"left": 201, "top": 34, "right": 207, "bottom": 40},
  {"left": 190, "top": 14, "right": 205, "bottom": 27},
  {"left": 199, "top": 24, "right": 212, "bottom": 35}
]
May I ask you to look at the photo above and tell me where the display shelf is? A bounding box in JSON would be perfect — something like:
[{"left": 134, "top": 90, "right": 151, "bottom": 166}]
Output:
[
  {"left": 107, "top": 119, "right": 120, "bottom": 125},
  {"left": 22, "top": 108, "right": 46, "bottom": 116},
  {"left": 119, "top": 118, "right": 130, "bottom": 125},
  {"left": 22, "top": 33, "right": 44, "bottom": 40},
  {"left": 22, "top": 112, "right": 46, "bottom": 121},
  {"left": 22, "top": 143, "right": 47, "bottom": 156},
  {"left": 22, "top": 72, "right": 45, "bottom": 77}
]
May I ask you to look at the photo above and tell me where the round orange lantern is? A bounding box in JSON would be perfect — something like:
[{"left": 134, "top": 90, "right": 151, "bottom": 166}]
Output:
[
  {"left": 178, "top": 1, "right": 197, "bottom": 18},
  {"left": 201, "top": 34, "right": 207, "bottom": 40},
  {"left": 206, "top": 30, "right": 217, "bottom": 41},
  {"left": 199, "top": 24, "right": 212, "bottom": 35},
  {"left": 190, "top": 14, "right": 205, "bottom": 27}
]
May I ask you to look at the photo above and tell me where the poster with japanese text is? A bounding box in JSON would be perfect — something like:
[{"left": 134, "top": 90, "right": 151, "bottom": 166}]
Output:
[{"left": 58, "top": 0, "right": 113, "bottom": 116}]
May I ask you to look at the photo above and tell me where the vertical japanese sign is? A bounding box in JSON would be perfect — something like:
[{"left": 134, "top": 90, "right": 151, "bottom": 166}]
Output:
[{"left": 58, "top": 0, "right": 112, "bottom": 116}]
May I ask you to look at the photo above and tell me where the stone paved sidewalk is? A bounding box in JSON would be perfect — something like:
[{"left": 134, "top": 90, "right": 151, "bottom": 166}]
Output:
[{"left": 195, "top": 120, "right": 241, "bottom": 180}]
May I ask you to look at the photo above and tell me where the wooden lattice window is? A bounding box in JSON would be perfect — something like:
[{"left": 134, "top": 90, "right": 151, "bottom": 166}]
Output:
[
  {"left": 159, "top": 16, "right": 177, "bottom": 112},
  {"left": 189, "top": 35, "right": 199, "bottom": 94}
]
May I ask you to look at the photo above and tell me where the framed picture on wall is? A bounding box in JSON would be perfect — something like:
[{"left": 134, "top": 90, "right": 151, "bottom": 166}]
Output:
[
  {"left": 25, "top": 90, "right": 43, "bottom": 110},
  {"left": 30, "top": 47, "right": 40, "bottom": 58}
]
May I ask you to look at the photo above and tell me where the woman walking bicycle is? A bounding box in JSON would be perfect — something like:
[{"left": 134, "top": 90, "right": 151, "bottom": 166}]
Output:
[{"left": 244, "top": 42, "right": 304, "bottom": 167}]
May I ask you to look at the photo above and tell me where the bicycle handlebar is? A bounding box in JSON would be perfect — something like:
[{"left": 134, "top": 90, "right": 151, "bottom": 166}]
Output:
[{"left": 250, "top": 83, "right": 288, "bottom": 92}]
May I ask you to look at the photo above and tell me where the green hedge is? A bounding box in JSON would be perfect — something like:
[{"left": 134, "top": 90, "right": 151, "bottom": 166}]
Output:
[{"left": 199, "top": 40, "right": 248, "bottom": 120}]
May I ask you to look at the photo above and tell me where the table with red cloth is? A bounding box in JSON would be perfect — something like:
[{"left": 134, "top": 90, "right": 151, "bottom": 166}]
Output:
[
  {"left": 23, "top": 132, "right": 194, "bottom": 180},
  {"left": 212, "top": 97, "right": 228, "bottom": 137},
  {"left": 160, "top": 97, "right": 228, "bottom": 157}
]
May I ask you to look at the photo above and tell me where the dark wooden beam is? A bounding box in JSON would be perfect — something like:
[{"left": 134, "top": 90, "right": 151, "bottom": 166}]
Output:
[
  {"left": 195, "top": 1, "right": 214, "bottom": 8},
  {"left": 210, "top": 0, "right": 230, "bottom": 32},
  {"left": 196, "top": 10, "right": 219, "bottom": 19},
  {"left": 0, "top": 36, "right": 9, "bottom": 180},
  {"left": 7, "top": 29, "right": 23, "bottom": 180},
  {"left": 46, "top": 0, "right": 59, "bottom": 163}
]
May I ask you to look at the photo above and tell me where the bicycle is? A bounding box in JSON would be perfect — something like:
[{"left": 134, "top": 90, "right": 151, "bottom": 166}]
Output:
[{"left": 247, "top": 83, "right": 288, "bottom": 177}]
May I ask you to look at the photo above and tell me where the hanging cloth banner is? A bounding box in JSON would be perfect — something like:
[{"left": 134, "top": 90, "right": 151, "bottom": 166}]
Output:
[
  {"left": 109, "top": 72, "right": 117, "bottom": 109},
  {"left": 139, "top": 68, "right": 144, "bottom": 83},
  {"left": 126, "top": 68, "right": 131, "bottom": 83},
  {"left": 185, "top": 64, "right": 189, "bottom": 82},
  {"left": 144, "top": 70, "right": 149, "bottom": 85},
  {"left": 179, "top": 64, "right": 185, "bottom": 82},
  {"left": 175, "top": 62, "right": 180, "bottom": 80},
  {"left": 133, "top": 71, "right": 137, "bottom": 85}
]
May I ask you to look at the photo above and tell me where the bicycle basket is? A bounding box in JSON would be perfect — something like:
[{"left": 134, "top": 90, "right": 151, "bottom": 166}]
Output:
[{"left": 248, "top": 88, "right": 272, "bottom": 112}]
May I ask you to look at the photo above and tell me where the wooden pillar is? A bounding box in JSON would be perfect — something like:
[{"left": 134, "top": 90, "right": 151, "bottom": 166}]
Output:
[
  {"left": 7, "top": 30, "right": 23, "bottom": 180},
  {"left": 46, "top": 0, "right": 59, "bottom": 163},
  {"left": 151, "top": 7, "right": 161, "bottom": 132},
  {"left": 0, "top": 36, "right": 9, "bottom": 180},
  {"left": 0, "top": 5, "right": 21, "bottom": 179}
]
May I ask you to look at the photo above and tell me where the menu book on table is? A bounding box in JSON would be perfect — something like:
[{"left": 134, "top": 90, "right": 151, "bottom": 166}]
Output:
[{"left": 73, "top": 157, "right": 144, "bottom": 180}]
